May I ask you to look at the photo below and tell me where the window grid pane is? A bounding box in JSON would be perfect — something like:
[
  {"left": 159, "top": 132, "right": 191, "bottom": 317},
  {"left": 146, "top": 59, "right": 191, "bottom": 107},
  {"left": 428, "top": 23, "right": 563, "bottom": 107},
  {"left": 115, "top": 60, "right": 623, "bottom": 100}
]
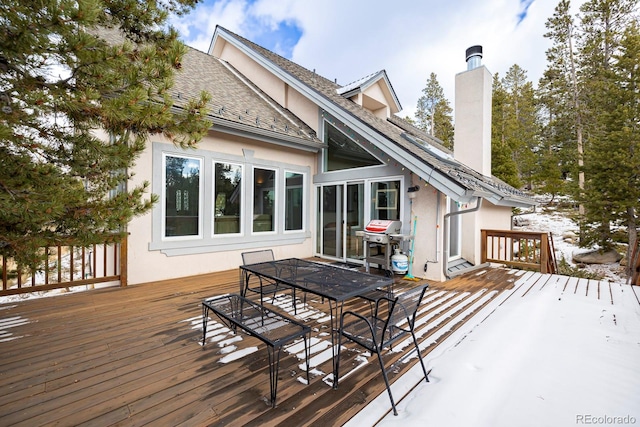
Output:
[
  {"left": 165, "top": 156, "right": 200, "bottom": 237},
  {"left": 285, "top": 172, "right": 303, "bottom": 231},
  {"left": 214, "top": 162, "right": 242, "bottom": 234},
  {"left": 253, "top": 168, "right": 275, "bottom": 232},
  {"left": 371, "top": 180, "right": 400, "bottom": 221}
]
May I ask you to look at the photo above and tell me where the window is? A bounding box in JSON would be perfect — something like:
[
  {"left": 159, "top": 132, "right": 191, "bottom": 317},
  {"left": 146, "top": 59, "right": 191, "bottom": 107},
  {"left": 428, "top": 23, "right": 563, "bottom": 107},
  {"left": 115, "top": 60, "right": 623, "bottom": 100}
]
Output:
[
  {"left": 285, "top": 172, "right": 304, "bottom": 231},
  {"left": 324, "top": 121, "right": 382, "bottom": 171},
  {"left": 253, "top": 168, "right": 275, "bottom": 232},
  {"left": 164, "top": 155, "right": 201, "bottom": 237},
  {"left": 213, "top": 162, "right": 242, "bottom": 235},
  {"left": 371, "top": 180, "right": 400, "bottom": 220},
  {"left": 152, "top": 142, "right": 309, "bottom": 254}
]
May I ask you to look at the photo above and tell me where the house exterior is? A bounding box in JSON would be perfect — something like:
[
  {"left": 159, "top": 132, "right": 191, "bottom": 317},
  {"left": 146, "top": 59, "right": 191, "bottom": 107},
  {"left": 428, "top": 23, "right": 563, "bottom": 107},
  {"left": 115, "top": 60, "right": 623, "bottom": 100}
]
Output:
[{"left": 125, "top": 27, "right": 535, "bottom": 286}]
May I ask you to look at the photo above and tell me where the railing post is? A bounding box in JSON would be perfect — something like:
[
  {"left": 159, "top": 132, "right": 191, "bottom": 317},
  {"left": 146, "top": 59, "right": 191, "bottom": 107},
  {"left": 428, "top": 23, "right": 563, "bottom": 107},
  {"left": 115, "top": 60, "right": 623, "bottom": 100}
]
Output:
[
  {"left": 2, "top": 257, "right": 7, "bottom": 292},
  {"left": 120, "top": 234, "right": 128, "bottom": 287},
  {"left": 540, "top": 234, "right": 549, "bottom": 274},
  {"left": 481, "top": 230, "right": 487, "bottom": 264}
]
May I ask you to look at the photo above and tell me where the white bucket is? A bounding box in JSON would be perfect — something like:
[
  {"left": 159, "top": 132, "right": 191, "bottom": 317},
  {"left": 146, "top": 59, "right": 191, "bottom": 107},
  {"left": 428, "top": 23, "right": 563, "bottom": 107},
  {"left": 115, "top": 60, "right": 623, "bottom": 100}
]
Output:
[{"left": 391, "top": 249, "right": 408, "bottom": 274}]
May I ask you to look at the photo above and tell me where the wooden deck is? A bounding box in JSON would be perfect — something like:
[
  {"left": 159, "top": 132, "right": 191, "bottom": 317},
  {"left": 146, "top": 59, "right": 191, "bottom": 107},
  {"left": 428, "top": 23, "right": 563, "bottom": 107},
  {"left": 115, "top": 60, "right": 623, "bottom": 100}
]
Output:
[{"left": 0, "top": 263, "right": 529, "bottom": 426}]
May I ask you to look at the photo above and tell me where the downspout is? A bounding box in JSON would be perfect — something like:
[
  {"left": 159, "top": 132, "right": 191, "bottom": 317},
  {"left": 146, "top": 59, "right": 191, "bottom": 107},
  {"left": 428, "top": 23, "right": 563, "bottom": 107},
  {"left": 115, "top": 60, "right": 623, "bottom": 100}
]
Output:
[
  {"left": 442, "top": 197, "right": 483, "bottom": 279},
  {"left": 435, "top": 193, "right": 441, "bottom": 262}
]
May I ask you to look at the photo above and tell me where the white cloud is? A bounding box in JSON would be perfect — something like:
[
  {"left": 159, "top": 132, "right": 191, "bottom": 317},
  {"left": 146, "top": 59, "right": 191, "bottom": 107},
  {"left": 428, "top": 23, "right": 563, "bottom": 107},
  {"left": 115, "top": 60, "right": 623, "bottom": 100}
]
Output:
[
  {"left": 172, "top": 0, "right": 252, "bottom": 52},
  {"left": 174, "top": 0, "right": 587, "bottom": 118}
]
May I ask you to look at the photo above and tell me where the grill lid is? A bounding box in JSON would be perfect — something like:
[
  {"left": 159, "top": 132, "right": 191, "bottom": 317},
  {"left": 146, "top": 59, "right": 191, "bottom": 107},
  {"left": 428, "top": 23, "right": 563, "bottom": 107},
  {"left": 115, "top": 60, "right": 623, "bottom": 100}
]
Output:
[{"left": 364, "top": 220, "right": 401, "bottom": 234}]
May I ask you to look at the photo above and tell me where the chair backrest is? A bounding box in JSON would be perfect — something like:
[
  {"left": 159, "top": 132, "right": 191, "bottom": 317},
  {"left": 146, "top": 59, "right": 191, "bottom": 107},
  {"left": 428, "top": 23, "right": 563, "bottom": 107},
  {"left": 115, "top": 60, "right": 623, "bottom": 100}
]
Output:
[
  {"left": 241, "top": 249, "right": 275, "bottom": 265},
  {"left": 387, "top": 283, "right": 429, "bottom": 329}
]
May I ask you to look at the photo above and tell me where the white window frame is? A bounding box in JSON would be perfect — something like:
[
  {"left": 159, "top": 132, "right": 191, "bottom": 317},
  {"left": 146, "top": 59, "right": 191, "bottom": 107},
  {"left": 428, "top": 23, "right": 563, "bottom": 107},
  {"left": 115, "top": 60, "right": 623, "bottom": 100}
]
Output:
[
  {"left": 150, "top": 142, "right": 310, "bottom": 256},
  {"left": 212, "top": 160, "right": 244, "bottom": 237},
  {"left": 161, "top": 153, "right": 204, "bottom": 241},
  {"left": 283, "top": 170, "right": 306, "bottom": 233}
]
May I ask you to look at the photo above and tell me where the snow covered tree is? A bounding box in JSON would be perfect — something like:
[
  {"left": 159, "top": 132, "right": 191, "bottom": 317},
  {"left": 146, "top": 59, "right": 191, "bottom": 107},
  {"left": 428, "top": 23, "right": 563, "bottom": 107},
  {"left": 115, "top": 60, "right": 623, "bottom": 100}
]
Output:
[
  {"left": 415, "top": 72, "right": 454, "bottom": 149},
  {"left": 0, "top": 0, "right": 211, "bottom": 268}
]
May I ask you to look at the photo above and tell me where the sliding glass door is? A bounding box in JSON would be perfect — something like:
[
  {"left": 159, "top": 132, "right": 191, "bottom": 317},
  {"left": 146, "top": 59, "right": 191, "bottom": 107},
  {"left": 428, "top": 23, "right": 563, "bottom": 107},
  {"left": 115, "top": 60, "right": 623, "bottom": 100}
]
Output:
[{"left": 316, "top": 182, "right": 364, "bottom": 262}]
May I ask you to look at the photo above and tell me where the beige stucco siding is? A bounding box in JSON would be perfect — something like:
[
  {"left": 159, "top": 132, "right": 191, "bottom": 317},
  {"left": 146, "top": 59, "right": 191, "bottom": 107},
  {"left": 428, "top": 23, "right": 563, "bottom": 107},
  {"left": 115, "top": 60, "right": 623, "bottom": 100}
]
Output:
[
  {"left": 218, "top": 42, "right": 287, "bottom": 107},
  {"left": 217, "top": 42, "right": 320, "bottom": 135},
  {"left": 460, "top": 201, "right": 512, "bottom": 266},
  {"left": 285, "top": 85, "right": 320, "bottom": 134},
  {"left": 126, "top": 130, "right": 317, "bottom": 285},
  {"left": 409, "top": 184, "right": 446, "bottom": 282},
  {"left": 454, "top": 66, "right": 492, "bottom": 177}
]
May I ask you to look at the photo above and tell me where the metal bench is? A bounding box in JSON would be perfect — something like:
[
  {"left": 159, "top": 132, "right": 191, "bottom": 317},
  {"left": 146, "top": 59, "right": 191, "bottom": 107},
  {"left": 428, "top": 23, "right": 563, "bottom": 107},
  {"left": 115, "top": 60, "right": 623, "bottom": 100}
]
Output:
[{"left": 201, "top": 294, "right": 311, "bottom": 408}]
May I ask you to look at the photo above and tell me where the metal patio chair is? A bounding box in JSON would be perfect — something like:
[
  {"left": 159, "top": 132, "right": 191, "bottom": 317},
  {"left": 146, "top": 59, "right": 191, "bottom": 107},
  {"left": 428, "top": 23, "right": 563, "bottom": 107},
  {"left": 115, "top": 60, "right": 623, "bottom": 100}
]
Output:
[
  {"left": 241, "top": 250, "right": 298, "bottom": 312},
  {"left": 336, "top": 282, "right": 430, "bottom": 415}
]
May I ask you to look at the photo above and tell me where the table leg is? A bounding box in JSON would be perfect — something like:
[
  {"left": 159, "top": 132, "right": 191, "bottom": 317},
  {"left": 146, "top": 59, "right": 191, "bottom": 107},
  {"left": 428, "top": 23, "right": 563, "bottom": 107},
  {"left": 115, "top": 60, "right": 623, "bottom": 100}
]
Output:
[
  {"left": 329, "top": 299, "right": 346, "bottom": 389},
  {"left": 202, "top": 303, "right": 209, "bottom": 346},
  {"left": 239, "top": 269, "right": 248, "bottom": 296}
]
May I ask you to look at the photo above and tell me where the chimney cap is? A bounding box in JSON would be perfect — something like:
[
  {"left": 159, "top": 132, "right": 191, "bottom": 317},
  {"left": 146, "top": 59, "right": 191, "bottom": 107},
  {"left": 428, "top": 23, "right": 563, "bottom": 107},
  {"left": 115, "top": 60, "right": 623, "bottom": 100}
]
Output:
[{"left": 465, "top": 45, "right": 483, "bottom": 62}]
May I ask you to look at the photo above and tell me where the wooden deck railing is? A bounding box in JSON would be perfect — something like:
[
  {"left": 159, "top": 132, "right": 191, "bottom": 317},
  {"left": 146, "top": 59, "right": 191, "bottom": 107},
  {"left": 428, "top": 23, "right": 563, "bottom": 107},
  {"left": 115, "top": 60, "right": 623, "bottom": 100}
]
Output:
[
  {"left": 481, "top": 229, "right": 557, "bottom": 274},
  {"left": 1, "top": 236, "right": 126, "bottom": 296}
]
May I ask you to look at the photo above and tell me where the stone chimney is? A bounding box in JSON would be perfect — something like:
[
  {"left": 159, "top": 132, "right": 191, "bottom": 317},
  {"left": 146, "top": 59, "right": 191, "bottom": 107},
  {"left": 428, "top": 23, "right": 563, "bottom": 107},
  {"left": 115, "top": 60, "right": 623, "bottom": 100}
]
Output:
[{"left": 453, "top": 45, "right": 492, "bottom": 177}]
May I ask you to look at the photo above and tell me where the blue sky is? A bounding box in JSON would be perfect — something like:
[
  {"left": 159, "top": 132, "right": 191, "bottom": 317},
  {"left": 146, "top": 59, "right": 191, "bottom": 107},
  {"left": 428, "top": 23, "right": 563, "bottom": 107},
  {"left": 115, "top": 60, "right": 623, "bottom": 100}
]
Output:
[
  {"left": 517, "top": 0, "right": 537, "bottom": 24},
  {"left": 171, "top": 0, "right": 586, "bottom": 118}
]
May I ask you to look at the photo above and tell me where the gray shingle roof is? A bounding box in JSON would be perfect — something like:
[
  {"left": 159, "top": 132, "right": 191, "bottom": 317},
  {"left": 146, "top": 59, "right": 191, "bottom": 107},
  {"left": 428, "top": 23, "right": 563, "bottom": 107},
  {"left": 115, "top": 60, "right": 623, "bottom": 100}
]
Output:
[
  {"left": 214, "top": 27, "right": 535, "bottom": 207},
  {"left": 174, "top": 47, "right": 320, "bottom": 146},
  {"left": 92, "top": 26, "right": 320, "bottom": 149}
]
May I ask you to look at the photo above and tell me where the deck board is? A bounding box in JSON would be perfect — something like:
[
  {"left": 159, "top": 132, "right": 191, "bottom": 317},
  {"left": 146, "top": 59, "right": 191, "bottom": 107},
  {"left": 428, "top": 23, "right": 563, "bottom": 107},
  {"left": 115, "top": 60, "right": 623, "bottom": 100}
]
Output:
[{"left": 0, "top": 263, "right": 528, "bottom": 426}]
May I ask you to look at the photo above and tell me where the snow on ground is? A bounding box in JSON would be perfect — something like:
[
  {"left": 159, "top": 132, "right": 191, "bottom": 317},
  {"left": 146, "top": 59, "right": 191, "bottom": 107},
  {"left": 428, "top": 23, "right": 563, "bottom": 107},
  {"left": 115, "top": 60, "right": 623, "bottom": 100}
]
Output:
[
  {"left": 517, "top": 203, "right": 629, "bottom": 284},
  {"left": 519, "top": 207, "right": 580, "bottom": 262},
  {"left": 0, "top": 282, "right": 114, "bottom": 305}
]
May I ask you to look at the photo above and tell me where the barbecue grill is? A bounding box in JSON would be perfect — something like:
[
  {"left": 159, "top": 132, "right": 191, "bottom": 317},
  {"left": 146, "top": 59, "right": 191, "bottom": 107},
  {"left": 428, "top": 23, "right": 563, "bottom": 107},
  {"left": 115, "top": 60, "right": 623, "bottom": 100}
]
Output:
[{"left": 362, "top": 220, "right": 413, "bottom": 274}]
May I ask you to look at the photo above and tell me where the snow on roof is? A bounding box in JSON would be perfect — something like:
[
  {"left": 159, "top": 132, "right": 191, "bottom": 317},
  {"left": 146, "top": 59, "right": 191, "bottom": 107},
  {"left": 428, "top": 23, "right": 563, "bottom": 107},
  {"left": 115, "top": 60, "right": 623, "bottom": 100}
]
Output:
[{"left": 336, "top": 71, "right": 385, "bottom": 95}]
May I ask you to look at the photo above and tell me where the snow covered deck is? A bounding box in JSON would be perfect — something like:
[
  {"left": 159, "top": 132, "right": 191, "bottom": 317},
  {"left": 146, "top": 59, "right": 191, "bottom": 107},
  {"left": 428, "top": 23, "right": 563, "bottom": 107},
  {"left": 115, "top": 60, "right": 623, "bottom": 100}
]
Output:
[
  {"left": 354, "top": 270, "right": 640, "bottom": 426},
  {"left": 0, "top": 265, "right": 637, "bottom": 426}
]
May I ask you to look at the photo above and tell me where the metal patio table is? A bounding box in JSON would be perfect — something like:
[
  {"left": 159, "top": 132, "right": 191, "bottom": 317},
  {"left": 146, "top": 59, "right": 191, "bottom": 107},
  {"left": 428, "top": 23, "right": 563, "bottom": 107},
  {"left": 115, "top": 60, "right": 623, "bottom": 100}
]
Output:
[{"left": 240, "top": 258, "right": 393, "bottom": 388}]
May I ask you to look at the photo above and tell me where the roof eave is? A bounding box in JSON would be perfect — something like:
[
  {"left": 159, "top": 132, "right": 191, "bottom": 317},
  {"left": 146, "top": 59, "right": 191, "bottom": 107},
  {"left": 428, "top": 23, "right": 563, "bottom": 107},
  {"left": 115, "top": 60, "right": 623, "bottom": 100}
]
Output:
[
  {"left": 489, "top": 196, "right": 539, "bottom": 208},
  {"left": 211, "top": 117, "right": 325, "bottom": 153},
  {"left": 379, "top": 71, "right": 402, "bottom": 112}
]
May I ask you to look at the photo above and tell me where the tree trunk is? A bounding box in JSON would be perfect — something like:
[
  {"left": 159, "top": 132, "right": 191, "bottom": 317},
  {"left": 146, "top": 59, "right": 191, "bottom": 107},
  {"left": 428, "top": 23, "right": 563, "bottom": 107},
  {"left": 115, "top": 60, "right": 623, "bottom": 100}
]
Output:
[
  {"left": 627, "top": 206, "right": 638, "bottom": 278},
  {"left": 567, "top": 21, "right": 586, "bottom": 247}
]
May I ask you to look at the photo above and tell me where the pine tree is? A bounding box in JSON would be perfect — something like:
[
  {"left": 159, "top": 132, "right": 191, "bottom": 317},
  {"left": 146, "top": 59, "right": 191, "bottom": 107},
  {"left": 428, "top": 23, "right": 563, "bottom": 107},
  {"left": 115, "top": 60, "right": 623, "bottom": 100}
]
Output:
[
  {"left": 503, "top": 65, "right": 539, "bottom": 187},
  {"left": 0, "top": 0, "right": 211, "bottom": 268},
  {"left": 609, "top": 22, "right": 640, "bottom": 270},
  {"left": 415, "top": 72, "right": 454, "bottom": 149},
  {"left": 490, "top": 66, "right": 539, "bottom": 188},
  {"left": 536, "top": 65, "right": 573, "bottom": 200},
  {"left": 491, "top": 74, "right": 521, "bottom": 187},
  {"left": 539, "top": 0, "right": 586, "bottom": 215},
  {"left": 580, "top": 0, "right": 640, "bottom": 254}
]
